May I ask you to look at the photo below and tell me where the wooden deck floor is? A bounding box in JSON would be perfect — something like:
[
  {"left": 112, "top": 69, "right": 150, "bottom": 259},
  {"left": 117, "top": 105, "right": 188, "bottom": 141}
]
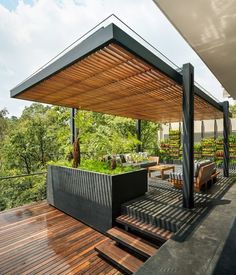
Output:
[{"left": 0, "top": 201, "right": 122, "bottom": 274}]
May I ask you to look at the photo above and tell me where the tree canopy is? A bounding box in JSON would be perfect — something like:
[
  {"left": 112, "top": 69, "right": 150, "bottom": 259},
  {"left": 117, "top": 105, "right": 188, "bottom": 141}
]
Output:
[{"left": 0, "top": 103, "right": 160, "bottom": 210}]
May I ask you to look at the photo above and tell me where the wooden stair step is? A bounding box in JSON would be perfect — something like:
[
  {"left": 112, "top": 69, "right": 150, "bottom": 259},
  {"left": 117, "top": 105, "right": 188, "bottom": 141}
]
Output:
[
  {"left": 95, "top": 240, "right": 143, "bottom": 275},
  {"left": 116, "top": 215, "right": 173, "bottom": 243},
  {"left": 107, "top": 227, "right": 158, "bottom": 258}
]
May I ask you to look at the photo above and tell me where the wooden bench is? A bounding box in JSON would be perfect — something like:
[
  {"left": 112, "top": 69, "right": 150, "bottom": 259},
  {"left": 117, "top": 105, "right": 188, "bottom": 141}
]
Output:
[{"left": 170, "top": 162, "right": 219, "bottom": 192}]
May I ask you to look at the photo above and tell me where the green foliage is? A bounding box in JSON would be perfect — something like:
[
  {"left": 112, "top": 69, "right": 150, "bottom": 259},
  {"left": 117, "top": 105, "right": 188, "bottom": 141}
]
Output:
[
  {"left": 216, "top": 136, "right": 223, "bottom": 143},
  {"left": 141, "top": 121, "right": 160, "bottom": 155},
  {"left": 230, "top": 159, "right": 236, "bottom": 165},
  {"left": 230, "top": 104, "right": 236, "bottom": 118},
  {"left": 215, "top": 159, "right": 223, "bottom": 167},
  {"left": 75, "top": 111, "right": 141, "bottom": 157},
  {"left": 194, "top": 143, "right": 202, "bottom": 152},
  {"left": 229, "top": 134, "right": 236, "bottom": 144},
  {"left": 0, "top": 108, "right": 8, "bottom": 140},
  {"left": 0, "top": 104, "right": 161, "bottom": 210},
  {"left": 169, "top": 129, "right": 181, "bottom": 159},
  {"left": 0, "top": 174, "right": 46, "bottom": 211},
  {"left": 49, "top": 159, "right": 138, "bottom": 175},
  {"left": 160, "top": 139, "right": 170, "bottom": 161},
  {"left": 0, "top": 104, "right": 70, "bottom": 211},
  {"left": 169, "top": 129, "right": 180, "bottom": 135},
  {"left": 1, "top": 104, "right": 70, "bottom": 174}
]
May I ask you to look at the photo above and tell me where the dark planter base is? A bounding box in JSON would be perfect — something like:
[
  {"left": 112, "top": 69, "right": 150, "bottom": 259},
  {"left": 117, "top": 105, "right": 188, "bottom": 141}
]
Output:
[{"left": 47, "top": 165, "right": 147, "bottom": 232}]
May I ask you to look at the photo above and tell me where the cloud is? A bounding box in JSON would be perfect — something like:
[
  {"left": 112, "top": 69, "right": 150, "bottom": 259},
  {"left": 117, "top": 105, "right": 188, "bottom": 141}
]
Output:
[{"left": 0, "top": 0, "right": 224, "bottom": 117}]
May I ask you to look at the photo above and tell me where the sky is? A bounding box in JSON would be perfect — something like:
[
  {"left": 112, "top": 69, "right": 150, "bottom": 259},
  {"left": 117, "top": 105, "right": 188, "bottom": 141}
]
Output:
[{"left": 0, "top": 0, "right": 225, "bottom": 117}]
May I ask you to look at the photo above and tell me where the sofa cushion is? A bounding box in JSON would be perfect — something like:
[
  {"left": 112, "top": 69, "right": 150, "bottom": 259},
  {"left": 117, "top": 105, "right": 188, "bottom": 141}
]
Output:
[
  {"left": 170, "top": 171, "right": 197, "bottom": 183},
  {"left": 194, "top": 160, "right": 212, "bottom": 177}
]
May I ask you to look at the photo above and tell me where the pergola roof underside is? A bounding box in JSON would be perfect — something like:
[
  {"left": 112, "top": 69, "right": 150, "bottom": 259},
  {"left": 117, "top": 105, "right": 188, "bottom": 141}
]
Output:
[{"left": 15, "top": 43, "right": 222, "bottom": 122}]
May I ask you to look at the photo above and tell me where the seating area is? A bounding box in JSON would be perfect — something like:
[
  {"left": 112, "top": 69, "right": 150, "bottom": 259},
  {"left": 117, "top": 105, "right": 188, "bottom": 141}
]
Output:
[
  {"left": 169, "top": 160, "right": 220, "bottom": 192},
  {"left": 106, "top": 152, "right": 221, "bottom": 193}
]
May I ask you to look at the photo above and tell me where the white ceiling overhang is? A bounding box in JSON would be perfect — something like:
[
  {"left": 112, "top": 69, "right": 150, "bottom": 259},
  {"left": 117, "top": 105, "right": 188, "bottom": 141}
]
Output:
[{"left": 153, "top": 0, "right": 236, "bottom": 99}]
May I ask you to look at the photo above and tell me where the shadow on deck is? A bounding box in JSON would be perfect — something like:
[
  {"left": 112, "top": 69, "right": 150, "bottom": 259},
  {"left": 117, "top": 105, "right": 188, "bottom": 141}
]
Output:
[{"left": 121, "top": 168, "right": 236, "bottom": 242}]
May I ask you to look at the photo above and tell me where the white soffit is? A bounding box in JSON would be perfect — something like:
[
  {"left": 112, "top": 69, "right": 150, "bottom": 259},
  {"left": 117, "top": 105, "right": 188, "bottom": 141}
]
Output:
[{"left": 153, "top": 0, "right": 236, "bottom": 99}]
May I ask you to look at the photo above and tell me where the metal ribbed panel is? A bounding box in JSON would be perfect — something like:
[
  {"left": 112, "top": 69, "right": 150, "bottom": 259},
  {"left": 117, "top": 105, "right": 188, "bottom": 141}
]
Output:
[
  {"left": 51, "top": 166, "right": 112, "bottom": 208},
  {"left": 47, "top": 165, "right": 147, "bottom": 232}
]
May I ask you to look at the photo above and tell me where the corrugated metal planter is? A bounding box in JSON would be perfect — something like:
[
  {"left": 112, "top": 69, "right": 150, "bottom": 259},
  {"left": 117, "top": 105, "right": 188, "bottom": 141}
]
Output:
[{"left": 47, "top": 165, "right": 147, "bottom": 232}]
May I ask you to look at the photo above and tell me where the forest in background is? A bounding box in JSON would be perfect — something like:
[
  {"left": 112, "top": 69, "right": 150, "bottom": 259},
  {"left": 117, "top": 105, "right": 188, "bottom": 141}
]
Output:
[{"left": 0, "top": 103, "right": 159, "bottom": 210}]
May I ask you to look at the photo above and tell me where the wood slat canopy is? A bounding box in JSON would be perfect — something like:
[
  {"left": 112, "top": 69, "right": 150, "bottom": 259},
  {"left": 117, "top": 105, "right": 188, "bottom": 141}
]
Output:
[{"left": 11, "top": 24, "right": 223, "bottom": 122}]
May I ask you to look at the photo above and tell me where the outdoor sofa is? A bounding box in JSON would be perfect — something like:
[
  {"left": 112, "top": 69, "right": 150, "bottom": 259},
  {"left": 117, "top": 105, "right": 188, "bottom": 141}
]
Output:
[{"left": 169, "top": 160, "right": 220, "bottom": 192}]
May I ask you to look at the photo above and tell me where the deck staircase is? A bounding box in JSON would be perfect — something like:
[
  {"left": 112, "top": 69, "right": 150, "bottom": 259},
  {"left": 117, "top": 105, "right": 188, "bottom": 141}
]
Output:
[
  {"left": 95, "top": 226, "right": 160, "bottom": 274},
  {"left": 95, "top": 215, "right": 173, "bottom": 274},
  {"left": 95, "top": 185, "right": 185, "bottom": 274}
]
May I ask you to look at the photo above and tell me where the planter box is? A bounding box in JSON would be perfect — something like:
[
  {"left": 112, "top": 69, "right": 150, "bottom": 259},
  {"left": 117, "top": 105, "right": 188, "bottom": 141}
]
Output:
[{"left": 47, "top": 165, "right": 147, "bottom": 232}]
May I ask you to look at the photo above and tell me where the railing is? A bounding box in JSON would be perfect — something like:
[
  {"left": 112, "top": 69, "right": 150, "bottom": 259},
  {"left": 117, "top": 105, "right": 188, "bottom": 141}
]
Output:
[
  {"left": 0, "top": 171, "right": 47, "bottom": 181},
  {"left": 0, "top": 172, "right": 47, "bottom": 211}
]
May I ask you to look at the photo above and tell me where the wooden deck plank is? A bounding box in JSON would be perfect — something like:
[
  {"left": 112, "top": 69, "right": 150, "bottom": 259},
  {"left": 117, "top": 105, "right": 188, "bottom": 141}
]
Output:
[
  {"left": 0, "top": 224, "right": 89, "bottom": 270},
  {"left": 107, "top": 227, "right": 158, "bottom": 258},
  {"left": 95, "top": 240, "right": 143, "bottom": 274},
  {"left": 0, "top": 218, "right": 85, "bottom": 265},
  {"left": 0, "top": 202, "right": 122, "bottom": 275},
  {"left": 116, "top": 215, "right": 173, "bottom": 242}
]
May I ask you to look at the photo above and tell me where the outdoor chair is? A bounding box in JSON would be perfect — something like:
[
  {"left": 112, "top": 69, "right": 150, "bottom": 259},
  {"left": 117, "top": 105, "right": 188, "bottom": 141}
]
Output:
[{"left": 169, "top": 160, "right": 220, "bottom": 192}]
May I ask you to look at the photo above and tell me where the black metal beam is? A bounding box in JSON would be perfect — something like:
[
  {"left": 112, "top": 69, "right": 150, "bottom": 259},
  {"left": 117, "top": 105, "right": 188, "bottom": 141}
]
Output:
[
  {"left": 193, "top": 86, "right": 223, "bottom": 113},
  {"left": 222, "top": 101, "right": 229, "bottom": 177},
  {"left": 71, "top": 108, "right": 77, "bottom": 144},
  {"left": 182, "top": 63, "right": 194, "bottom": 209},
  {"left": 136, "top": 119, "right": 142, "bottom": 152},
  {"left": 10, "top": 25, "right": 114, "bottom": 98}
]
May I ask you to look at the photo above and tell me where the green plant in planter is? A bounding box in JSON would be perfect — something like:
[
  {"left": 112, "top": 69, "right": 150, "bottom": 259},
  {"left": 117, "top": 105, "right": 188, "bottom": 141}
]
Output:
[
  {"left": 169, "top": 130, "right": 181, "bottom": 160},
  {"left": 229, "top": 134, "right": 236, "bottom": 144},
  {"left": 48, "top": 159, "right": 139, "bottom": 175},
  {"left": 159, "top": 149, "right": 170, "bottom": 163},
  {"left": 169, "top": 129, "right": 180, "bottom": 136},
  {"left": 201, "top": 138, "right": 216, "bottom": 158},
  {"left": 194, "top": 143, "right": 202, "bottom": 152},
  {"left": 216, "top": 136, "right": 223, "bottom": 144},
  {"left": 160, "top": 139, "right": 170, "bottom": 148}
]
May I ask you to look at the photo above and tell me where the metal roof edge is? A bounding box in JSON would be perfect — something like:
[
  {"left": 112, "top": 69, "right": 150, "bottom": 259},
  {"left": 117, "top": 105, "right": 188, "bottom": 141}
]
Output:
[{"left": 10, "top": 23, "right": 115, "bottom": 98}]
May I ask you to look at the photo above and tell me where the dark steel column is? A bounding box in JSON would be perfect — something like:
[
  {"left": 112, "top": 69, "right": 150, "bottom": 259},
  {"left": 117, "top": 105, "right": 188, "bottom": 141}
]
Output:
[
  {"left": 136, "top": 119, "right": 142, "bottom": 152},
  {"left": 214, "top": 119, "right": 218, "bottom": 140},
  {"left": 201, "top": 121, "right": 204, "bottom": 140},
  {"left": 71, "top": 108, "right": 77, "bottom": 144},
  {"left": 182, "top": 63, "right": 194, "bottom": 209},
  {"left": 222, "top": 101, "right": 229, "bottom": 177}
]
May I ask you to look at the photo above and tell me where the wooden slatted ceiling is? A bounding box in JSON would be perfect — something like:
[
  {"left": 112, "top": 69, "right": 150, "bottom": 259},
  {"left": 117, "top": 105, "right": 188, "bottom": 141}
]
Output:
[{"left": 16, "top": 43, "right": 222, "bottom": 122}]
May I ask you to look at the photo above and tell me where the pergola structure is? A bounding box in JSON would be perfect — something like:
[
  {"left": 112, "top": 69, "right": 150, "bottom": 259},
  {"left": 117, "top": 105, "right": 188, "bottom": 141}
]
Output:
[{"left": 11, "top": 23, "right": 229, "bottom": 208}]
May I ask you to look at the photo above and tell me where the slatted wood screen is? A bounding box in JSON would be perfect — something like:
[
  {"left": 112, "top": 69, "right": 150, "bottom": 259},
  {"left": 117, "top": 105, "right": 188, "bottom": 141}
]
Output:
[{"left": 16, "top": 43, "right": 222, "bottom": 122}]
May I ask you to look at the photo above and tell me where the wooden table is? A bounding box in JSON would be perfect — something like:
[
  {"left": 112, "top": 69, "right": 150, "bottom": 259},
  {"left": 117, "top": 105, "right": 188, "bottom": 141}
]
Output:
[{"left": 148, "top": 165, "right": 175, "bottom": 179}]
